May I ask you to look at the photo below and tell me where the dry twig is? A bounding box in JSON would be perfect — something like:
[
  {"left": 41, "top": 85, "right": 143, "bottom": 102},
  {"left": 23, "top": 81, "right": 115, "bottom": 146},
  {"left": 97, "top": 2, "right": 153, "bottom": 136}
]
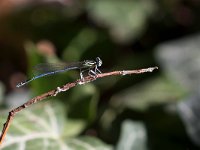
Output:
[{"left": 0, "top": 67, "right": 158, "bottom": 146}]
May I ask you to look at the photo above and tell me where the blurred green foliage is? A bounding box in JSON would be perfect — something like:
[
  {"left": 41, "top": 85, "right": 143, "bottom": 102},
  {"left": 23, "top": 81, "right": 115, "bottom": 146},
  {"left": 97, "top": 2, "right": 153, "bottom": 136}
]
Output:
[
  {"left": 0, "top": 0, "right": 200, "bottom": 149},
  {"left": 87, "top": 0, "right": 156, "bottom": 43}
]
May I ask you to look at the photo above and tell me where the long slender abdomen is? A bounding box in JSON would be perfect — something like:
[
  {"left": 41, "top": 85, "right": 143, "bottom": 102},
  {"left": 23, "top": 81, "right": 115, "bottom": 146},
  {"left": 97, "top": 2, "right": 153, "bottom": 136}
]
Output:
[{"left": 16, "top": 67, "right": 79, "bottom": 88}]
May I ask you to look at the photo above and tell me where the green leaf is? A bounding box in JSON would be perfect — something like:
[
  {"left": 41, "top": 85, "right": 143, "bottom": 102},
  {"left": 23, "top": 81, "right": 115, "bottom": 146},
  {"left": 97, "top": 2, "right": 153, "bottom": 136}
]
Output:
[
  {"left": 116, "top": 120, "right": 147, "bottom": 150},
  {"left": 68, "top": 84, "right": 99, "bottom": 124},
  {"left": 110, "top": 76, "right": 187, "bottom": 111},
  {"left": 1, "top": 101, "right": 109, "bottom": 150},
  {"left": 24, "top": 41, "right": 73, "bottom": 95},
  {"left": 62, "top": 28, "right": 98, "bottom": 61},
  {"left": 66, "top": 136, "right": 113, "bottom": 150},
  {"left": 87, "top": 0, "right": 156, "bottom": 43}
]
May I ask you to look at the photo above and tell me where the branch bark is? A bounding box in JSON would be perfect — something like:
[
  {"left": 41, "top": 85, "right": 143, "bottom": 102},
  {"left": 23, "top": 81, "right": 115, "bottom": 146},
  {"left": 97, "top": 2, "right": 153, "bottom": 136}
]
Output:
[{"left": 0, "top": 66, "right": 158, "bottom": 146}]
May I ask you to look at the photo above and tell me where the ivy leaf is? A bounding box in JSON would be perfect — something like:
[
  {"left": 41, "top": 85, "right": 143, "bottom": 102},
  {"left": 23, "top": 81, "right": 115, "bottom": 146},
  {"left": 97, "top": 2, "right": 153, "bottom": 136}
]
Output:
[
  {"left": 87, "top": 0, "right": 156, "bottom": 43},
  {"left": 66, "top": 136, "right": 113, "bottom": 150},
  {"left": 116, "top": 120, "right": 147, "bottom": 150},
  {"left": 0, "top": 101, "right": 111, "bottom": 150},
  {"left": 110, "top": 76, "right": 187, "bottom": 111}
]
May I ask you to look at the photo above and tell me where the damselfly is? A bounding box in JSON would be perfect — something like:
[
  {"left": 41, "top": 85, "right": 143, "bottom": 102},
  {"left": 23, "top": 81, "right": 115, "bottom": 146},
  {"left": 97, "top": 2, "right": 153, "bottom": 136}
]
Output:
[{"left": 16, "top": 57, "right": 102, "bottom": 88}]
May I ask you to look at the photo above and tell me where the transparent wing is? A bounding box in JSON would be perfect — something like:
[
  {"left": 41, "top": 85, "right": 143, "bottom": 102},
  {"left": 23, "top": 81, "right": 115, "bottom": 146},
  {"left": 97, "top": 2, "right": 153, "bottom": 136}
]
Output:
[{"left": 33, "top": 62, "right": 84, "bottom": 74}]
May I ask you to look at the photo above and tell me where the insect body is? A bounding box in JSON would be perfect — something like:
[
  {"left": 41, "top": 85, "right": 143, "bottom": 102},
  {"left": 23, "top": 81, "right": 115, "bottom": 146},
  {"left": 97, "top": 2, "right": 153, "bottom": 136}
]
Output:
[{"left": 16, "top": 57, "right": 102, "bottom": 88}]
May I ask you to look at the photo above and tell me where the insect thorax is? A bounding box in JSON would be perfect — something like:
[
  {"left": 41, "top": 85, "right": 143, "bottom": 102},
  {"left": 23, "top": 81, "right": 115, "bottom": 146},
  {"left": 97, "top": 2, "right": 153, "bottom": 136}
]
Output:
[{"left": 83, "top": 60, "right": 96, "bottom": 68}]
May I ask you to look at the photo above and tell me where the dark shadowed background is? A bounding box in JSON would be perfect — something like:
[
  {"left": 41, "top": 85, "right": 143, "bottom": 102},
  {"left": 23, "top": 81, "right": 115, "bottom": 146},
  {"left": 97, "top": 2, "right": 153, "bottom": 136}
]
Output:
[{"left": 0, "top": 0, "right": 200, "bottom": 149}]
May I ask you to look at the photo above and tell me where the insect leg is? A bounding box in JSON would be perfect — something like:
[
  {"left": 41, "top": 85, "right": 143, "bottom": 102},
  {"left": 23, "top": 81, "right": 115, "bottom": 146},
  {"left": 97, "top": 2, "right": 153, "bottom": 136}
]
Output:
[
  {"left": 80, "top": 68, "right": 89, "bottom": 80},
  {"left": 95, "top": 65, "right": 102, "bottom": 74}
]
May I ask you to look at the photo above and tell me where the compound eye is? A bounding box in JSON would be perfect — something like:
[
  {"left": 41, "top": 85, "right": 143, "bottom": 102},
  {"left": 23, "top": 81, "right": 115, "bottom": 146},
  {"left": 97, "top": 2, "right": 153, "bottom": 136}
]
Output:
[{"left": 96, "top": 57, "right": 102, "bottom": 67}]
